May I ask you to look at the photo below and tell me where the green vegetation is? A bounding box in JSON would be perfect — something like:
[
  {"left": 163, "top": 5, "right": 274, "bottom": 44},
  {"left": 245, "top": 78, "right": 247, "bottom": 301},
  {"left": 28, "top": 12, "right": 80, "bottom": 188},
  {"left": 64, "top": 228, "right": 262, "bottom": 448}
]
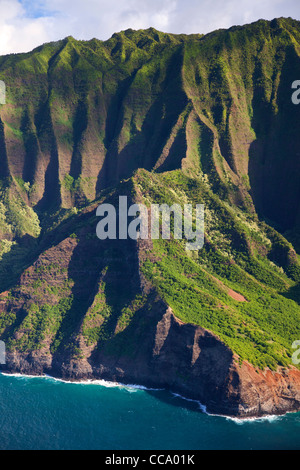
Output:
[
  {"left": 6, "top": 297, "right": 74, "bottom": 353},
  {"left": 137, "top": 170, "right": 300, "bottom": 370},
  {"left": 0, "top": 19, "right": 300, "bottom": 373}
]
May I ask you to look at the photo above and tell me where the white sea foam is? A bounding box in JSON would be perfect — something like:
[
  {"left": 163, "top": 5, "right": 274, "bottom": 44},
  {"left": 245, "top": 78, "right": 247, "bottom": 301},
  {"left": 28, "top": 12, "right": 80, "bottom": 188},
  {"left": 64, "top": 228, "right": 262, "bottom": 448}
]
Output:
[
  {"left": 0, "top": 372, "right": 292, "bottom": 423},
  {"left": 171, "top": 391, "right": 207, "bottom": 413},
  {"left": 0, "top": 372, "right": 162, "bottom": 392},
  {"left": 225, "top": 414, "right": 284, "bottom": 425},
  {"left": 1, "top": 372, "right": 43, "bottom": 379},
  {"left": 46, "top": 376, "right": 163, "bottom": 392},
  {"left": 170, "top": 390, "right": 289, "bottom": 423}
]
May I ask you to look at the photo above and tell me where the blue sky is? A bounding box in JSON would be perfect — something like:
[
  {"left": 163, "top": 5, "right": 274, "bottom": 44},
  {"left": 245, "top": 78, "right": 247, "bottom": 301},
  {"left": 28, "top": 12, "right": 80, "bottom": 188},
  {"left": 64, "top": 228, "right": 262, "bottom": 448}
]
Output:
[
  {"left": 18, "top": 0, "right": 51, "bottom": 18},
  {"left": 0, "top": 0, "right": 300, "bottom": 55}
]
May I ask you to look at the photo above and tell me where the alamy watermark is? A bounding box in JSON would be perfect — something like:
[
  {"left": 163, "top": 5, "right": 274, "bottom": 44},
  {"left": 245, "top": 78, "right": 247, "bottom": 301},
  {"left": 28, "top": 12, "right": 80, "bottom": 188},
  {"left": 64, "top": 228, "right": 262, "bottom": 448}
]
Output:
[
  {"left": 96, "top": 196, "right": 204, "bottom": 251},
  {"left": 0, "top": 81, "right": 5, "bottom": 105},
  {"left": 292, "top": 340, "right": 300, "bottom": 365},
  {"left": 291, "top": 80, "right": 300, "bottom": 105},
  {"left": 0, "top": 341, "right": 5, "bottom": 365}
]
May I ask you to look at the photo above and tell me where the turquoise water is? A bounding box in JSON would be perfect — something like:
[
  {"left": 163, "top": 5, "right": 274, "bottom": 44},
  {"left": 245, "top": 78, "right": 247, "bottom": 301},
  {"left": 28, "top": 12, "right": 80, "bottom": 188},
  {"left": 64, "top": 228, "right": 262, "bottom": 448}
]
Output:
[{"left": 0, "top": 372, "right": 299, "bottom": 450}]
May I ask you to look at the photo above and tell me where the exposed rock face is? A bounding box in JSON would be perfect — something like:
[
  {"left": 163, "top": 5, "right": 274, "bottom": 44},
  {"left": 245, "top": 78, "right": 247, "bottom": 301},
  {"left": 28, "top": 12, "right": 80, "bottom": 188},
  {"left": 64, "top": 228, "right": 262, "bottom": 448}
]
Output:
[
  {"left": 0, "top": 179, "right": 299, "bottom": 418},
  {"left": 0, "top": 19, "right": 300, "bottom": 233},
  {"left": 3, "top": 304, "right": 300, "bottom": 418},
  {"left": 1, "top": 19, "right": 300, "bottom": 419},
  {"left": 0, "top": 177, "right": 299, "bottom": 418},
  {"left": 229, "top": 362, "right": 300, "bottom": 418}
]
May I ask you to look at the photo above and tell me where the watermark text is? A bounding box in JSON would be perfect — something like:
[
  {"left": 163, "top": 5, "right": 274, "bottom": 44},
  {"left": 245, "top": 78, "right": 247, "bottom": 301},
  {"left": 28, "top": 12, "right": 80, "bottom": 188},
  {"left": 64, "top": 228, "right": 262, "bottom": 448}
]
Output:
[
  {"left": 291, "top": 80, "right": 300, "bottom": 105},
  {"left": 0, "top": 81, "right": 5, "bottom": 105},
  {"left": 96, "top": 197, "right": 204, "bottom": 251},
  {"left": 0, "top": 341, "right": 5, "bottom": 365}
]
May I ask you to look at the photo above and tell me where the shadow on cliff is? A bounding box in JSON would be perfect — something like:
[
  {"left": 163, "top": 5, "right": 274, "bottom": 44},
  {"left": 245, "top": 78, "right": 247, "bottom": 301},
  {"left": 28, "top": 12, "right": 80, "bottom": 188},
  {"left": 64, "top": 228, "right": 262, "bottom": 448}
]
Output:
[
  {"left": 248, "top": 45, "right": 300, "bottom": 232},
  {"left": 91, "top": 241, "right": 141, "bottom": 355},
  {"left": 96, "top": 46, "right": 188, "bottom": 193},
  {"left": 145, "top": 388, "right": 205, "bottom": 414},
  {"left": 90, "top": 290, "right": 161, "bottom": 369},
  {"left": 90, "top": 293, "right": 236, "bottom": 415},
  {"left": 51, "top": 228, "right": 141, "bottom": 362},
  {"left": 0, "top": 233, "right": 39, "bottom": 293},
  {"left": 282, "top": 283, "right": 300, "bottom": 306}
]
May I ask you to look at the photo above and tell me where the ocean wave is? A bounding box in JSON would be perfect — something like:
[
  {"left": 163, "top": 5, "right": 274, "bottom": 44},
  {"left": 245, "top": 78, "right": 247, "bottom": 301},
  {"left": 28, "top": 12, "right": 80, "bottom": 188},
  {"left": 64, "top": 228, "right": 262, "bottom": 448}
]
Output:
[
  {"left": 0, "top": 372, "right": 163, "bottom": 392},
  {"left": 1, "top": 372, "right": 44, "bottom": 380},
  {"left": 171, "top": 392, "right": 207, "bottom": 413},
  {"left": 170, "top": 390, "right": 288, "bottom": 423},
  {"left": 0, "top": 372, "right": 292, "bottom": 423},
  {"left": 225, "top": 414, "right": 284, "bottom": 425}
]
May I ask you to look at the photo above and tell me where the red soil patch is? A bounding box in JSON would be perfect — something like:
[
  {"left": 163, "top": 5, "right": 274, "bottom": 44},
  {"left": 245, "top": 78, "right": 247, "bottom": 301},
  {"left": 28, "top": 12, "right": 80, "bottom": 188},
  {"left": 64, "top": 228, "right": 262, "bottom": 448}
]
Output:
[
  {"left": 209, "top": 273, "right": 248, "bottom": 302},
  {"left": 227, "top": 289, "right": 247, "bottom": 302}
]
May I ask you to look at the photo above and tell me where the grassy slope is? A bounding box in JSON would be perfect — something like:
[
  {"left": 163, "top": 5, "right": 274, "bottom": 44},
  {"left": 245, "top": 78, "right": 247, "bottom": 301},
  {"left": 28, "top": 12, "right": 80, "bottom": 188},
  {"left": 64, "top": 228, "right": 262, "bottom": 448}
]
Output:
[
  {"left": 136, "top": 169, "right": 300, "bottom": 370},
  {"left": 0, "top": 20, "right": 300, "bottom": 371},
  {"left": 0, "top": 19, "right": 299, "bottom": 221},
  {"left": 0, "top": 169, "right": 300, "bottom": 372}
]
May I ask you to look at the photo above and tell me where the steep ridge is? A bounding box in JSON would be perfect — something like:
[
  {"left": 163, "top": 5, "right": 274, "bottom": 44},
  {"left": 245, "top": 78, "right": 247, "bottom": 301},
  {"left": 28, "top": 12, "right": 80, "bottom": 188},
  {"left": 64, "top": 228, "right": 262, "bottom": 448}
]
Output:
[
  {"left": 0, "top": 19, "right": 300, "bottom": 417},
  {"left": 0, "top": 19, "right": 299, "bottom": 230},
  {"left": 0, "top": 171, "right": 299, "bottom": 417}
]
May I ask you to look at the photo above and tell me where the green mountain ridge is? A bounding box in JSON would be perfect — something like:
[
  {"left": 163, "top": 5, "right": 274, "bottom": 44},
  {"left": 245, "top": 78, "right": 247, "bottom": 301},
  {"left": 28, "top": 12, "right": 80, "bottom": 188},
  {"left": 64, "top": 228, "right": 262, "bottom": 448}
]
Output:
[{"left": 1, "top": 18, "right": 300, "bottom": 417}]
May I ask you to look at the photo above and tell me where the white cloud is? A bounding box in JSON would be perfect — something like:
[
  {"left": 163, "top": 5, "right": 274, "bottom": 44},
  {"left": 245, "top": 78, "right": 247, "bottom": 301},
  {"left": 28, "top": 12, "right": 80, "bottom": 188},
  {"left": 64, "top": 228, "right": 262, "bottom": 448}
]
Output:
[
  {"left": 0, "top": 0, "right": 53, "bottom": 55},
  {"left": 167, "top": 0, "right": 300, "bottom": 35},
  {"left": 0, "top": 0, "right": 299, "bottom": 55}
]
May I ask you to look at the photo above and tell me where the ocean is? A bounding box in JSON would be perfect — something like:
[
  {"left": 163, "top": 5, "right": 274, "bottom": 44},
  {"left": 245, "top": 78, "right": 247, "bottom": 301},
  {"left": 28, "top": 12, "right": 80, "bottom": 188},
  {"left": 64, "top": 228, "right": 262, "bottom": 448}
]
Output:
[{"left": 0, "top": 372, "right": 299, "bottom": 450}]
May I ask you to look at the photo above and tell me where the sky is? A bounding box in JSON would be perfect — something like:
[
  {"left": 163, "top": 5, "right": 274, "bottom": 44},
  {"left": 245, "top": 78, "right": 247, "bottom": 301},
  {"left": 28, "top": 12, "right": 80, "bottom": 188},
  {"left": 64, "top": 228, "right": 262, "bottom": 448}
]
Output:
[{"left": 0, "top": 0, "right": 299, "bottom": 55}]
